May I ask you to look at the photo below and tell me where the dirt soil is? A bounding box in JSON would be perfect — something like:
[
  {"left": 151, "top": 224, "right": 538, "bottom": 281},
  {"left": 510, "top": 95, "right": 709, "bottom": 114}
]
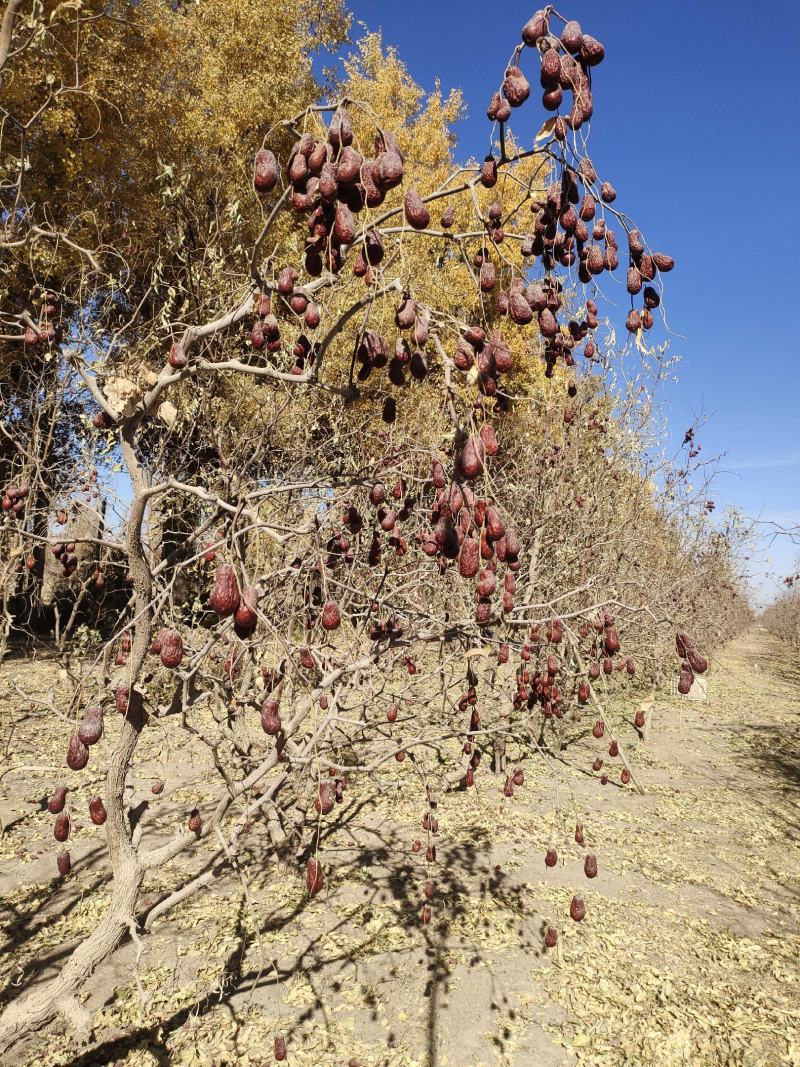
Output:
[{"left": 1, "top": 627, "right": 798, "bottom": 1067}]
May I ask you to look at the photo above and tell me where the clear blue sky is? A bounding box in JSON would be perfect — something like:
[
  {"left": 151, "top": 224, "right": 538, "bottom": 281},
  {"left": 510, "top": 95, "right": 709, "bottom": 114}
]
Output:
[{"left": 329, "top": 0, "right": 800, "bottom": 604}]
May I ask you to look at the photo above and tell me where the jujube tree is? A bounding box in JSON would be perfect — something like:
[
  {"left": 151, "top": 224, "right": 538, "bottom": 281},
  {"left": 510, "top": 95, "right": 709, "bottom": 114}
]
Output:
[{"left": 0, "top": 4, "right": 743, "bottom": 1055}]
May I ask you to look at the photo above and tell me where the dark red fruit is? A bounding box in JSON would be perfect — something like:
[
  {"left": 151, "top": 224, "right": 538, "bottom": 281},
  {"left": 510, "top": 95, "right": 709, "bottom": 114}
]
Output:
[
  {"left": 77, "top": 706, "right": 104, "bottom": 746},
  {"left": 314, "top": 781, "right": 336, "bottom": 816},
  {"left": 459, "top": 436, "right": 485, "bottom": 479},
  {"left": 89, "top": 796, "right": 107, "bottom": 825},
  {"left": 188, "top": 809, "right": 202, "bottom": 833},
  {"left": 592, "top": 720, "right": 604, "bottom": 739},
  {"left": 54, "top": 813, "right": 70, "bottom": 842},
  {"left": 57, "top": 850, "right": 71, "bottom": 876},
  {"left": 544, "top": 926, "right": 558, "bottom": 948},
  {"left": 580, "top": 35, "right": 605, "bottom": 65},
  {"left": 459, "top": 537, "right": 480, "bottom": 578},
  {"left": 570, "top": 896, "right": 586, "bottom": 922},
  {"left": 306, "top": 858, "right": 324, "bottom": 896},
  {"left": 234, "top": 586, "right": 259, "bottom": 631},
  {"left": 48, "top": 786, "right": 68, "bottom": 814},
  {"left": 480, "top": 423, "right": 500, "bottom": 457},
  {"left": 274, "top": 1034, "right": 287, "bottom": 1061},
  {"left": 404, "top": 188, "right": 430, "bottom": 229},
  {"left": 480, "top": 156, "right": 497, "bottom": 188},
  {"left": 545, "top": 847, "right": 557, "bottom": 868},
  {"left": 159, "top": 629, "right": 183, "bottom": 669},
  {"left": 604, "top": 627, "right": 620, "bottom": 655},
  {"left": 209, "top": 564, "right": 240, "bottom": 617},
  {"left": 261, "top": 699, "right": 281, "bottom": 736},
  {"left": 67, "top": 734, "right": 89, "bottom": 771},
  {"left": 254, "top": 149, "right": 279, "bottom": 193},
  {"left": 321, "top": 602, "right": 341, "bottom": 631},
  {"left": 168, "top": 343, "right": 187, "bottom": 369},
  {"left": 561, "top": 19, "right": 583, "bottom": 53},
  {"left": 652, "top": 252, "right": 674, "bottom": 272},
  {"left": 151, "top": 779, "right": 165, "bottom": 794},
  {"left": 503, "top": 65, "right": 530, "bottom": 107},
  {"left": 522, "top": 9, "right": 549, "bottom": 45},
  {"left": 687, "top": 647, "right": 708, "bottom": 674},
  {"left": 584, "top": 853, "right": 598, "bottom": 879}
]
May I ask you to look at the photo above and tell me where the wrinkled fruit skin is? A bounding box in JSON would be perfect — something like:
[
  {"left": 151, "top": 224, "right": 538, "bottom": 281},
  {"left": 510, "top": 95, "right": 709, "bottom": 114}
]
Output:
[
  {"left": 459, "top": 436, "right": 486, "bottom": 479},
  {"left": 570, "top": 896, "right": 586, "bottom": 922},
  {"left": 54, "top": 813, "right": 70, "bottom": 842},
  {"left": 584, "top": 853, "right": 598, "bottom": 878},
  {"left": 261, "top": 699, "right": 282, "bottom": 736},
  {"left": 234, "top": 586, "right": 259, "bottom": 631},
  {"left": 77, "top": 706, "right": 104, "bottom": 746},
  {"left": 159, "top": 629, "right": 183, "bottom": 669},
  {"left": 89, "top": 796, "right": 107, "bottom": 825},
  {"left": 188, "top": 809, "right": 202, "bottom": 833},
  {"left": 306, "top": 858, "right": 324, "bottom": 896},
  {"left": 315, "top": 781, "right": 336, "bottom": 815},
  {"left": 404, "top": 188, "right": 430, "bottom": 229},
  {"left": 48, "top": 786, "right": 67, "bottom": 814},
  {"left": 686, "top": 647, "right": 708, "bottom": 674},
  {"left": 57, "top": 850, "right": 71, "bottom": 877},
  {"left": 274, "top": 1033, "right": 287, "bottom": 1061},
  {"left": 254, "top": 149, "right": 279, "bottom": 193},
  {"left": 67, "top": 734, "right": 89, "bottom": 771},
  {"left": 544, "top": 926, "right": 558, "bottom": 948},
  {"left": 209, "top": 564, "right": 240, "bottom": 617}
]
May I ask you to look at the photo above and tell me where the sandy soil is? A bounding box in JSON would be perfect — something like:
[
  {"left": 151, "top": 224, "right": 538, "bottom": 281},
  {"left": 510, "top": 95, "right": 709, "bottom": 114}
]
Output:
[{"left": 1, "top": 627, "right": 798, "bottom": 1066}]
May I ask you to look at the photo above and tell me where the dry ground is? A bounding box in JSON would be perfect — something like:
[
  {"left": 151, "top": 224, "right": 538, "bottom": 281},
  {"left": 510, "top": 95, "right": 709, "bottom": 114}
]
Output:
[{"left": 1, "top": 627, "right": 798, "bottom": 1067}]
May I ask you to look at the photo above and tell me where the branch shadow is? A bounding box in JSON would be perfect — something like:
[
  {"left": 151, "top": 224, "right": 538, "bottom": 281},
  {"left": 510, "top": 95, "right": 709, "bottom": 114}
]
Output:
[{"left": 48, "top": 811, "right": 543, "bottom": 1067}]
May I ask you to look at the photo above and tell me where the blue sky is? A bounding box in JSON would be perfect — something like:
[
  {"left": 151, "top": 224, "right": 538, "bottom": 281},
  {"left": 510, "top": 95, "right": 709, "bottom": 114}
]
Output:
[{"left": 332, "top": 0, "right": 800, "bottom": 603}]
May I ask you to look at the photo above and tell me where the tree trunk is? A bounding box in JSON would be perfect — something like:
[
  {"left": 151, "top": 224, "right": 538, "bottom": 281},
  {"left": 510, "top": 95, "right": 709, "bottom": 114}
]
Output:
[{"left": 0, "top": 860, "right": 143, "bottom": 1053}]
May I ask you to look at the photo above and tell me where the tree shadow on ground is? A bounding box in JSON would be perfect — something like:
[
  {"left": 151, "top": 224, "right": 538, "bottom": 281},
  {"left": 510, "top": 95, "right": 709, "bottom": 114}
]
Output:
[
  {"left": 51, "top": 813, "right": 542, "bottom": 1067},
  {"left": 732, "top": 641, "right": 800, "bottom": 811},
  {"left": 0, "top": 843, "right": 112, "bottom": 1011}
]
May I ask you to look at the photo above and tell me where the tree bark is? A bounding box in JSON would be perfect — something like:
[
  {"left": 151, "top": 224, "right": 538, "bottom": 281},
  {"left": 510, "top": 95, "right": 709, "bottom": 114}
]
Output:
[{"left": 0, "top": 860, "right": 143, "bottom": 1052}]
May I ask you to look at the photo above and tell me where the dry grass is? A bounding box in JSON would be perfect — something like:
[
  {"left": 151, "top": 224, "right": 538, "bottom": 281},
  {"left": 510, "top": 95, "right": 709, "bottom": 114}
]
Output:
[{"left": 1, "top": 627, "right": 798, "bottom": 1066}]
